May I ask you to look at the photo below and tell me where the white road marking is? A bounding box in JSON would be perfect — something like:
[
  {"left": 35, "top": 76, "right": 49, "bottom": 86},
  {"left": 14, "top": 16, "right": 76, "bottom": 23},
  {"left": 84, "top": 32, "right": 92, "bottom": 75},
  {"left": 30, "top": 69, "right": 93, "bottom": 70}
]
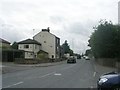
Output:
[
  {"left": 39, "top": 65, "right": 75, "bottom": 78},
  {"left": 38, "top": 72, "right": 55, "bottom": 78},
  {"left": 3, "top": 81, "right": 24, "bottom": 88},
  {"left": 54, "top": 73, "right": 62, "bottom": 76},
  {"left": 90, "top": 86, "right": 93, "bottom": 88},
  {"left": 93, "top": 72, "right": 96, "bottom": 77}
]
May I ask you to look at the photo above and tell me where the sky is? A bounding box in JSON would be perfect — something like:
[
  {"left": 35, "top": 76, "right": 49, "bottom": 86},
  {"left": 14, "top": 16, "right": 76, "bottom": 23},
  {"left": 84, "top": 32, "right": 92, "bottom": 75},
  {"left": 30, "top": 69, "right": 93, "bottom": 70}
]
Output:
[{"left": 0, "top": 0, "right": 119, "bottom": 54}]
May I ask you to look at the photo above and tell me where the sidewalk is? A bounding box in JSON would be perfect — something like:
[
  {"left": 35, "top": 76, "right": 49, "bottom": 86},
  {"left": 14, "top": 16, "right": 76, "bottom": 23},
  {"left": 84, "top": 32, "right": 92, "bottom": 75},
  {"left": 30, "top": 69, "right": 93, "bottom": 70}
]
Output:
[
  {"left": 91, "top": 59, "right": 117, "bottom": 88},
  {"left": 2, "top": 60, "right": 66, "bottom": 74},
  {"left": 93, "top": 60, "right": 117, "bottom": 77}
]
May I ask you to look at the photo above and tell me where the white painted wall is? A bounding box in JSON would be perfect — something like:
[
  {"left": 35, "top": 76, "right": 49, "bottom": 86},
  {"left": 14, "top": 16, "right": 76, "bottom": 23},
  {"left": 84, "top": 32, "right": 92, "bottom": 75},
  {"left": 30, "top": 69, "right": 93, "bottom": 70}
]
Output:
[
  {"left": 18, "top": 44, "right": 41, "bottom": 59},
  {"left": 18, "top": 44, "right": 41, "bottom": 52},
  {"left": 34, "top": 31, "right": 56, "bottom": 59},
  {"left": 25, "top": 52, "right": 34, "bottom": 59}
]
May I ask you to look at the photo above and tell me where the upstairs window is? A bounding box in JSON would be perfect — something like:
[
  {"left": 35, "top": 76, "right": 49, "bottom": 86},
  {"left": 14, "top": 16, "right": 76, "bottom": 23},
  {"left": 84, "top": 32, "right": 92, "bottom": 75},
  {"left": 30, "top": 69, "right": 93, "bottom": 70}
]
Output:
[{"left": 24, "top": 45, "right": 29, "bottom": 48}]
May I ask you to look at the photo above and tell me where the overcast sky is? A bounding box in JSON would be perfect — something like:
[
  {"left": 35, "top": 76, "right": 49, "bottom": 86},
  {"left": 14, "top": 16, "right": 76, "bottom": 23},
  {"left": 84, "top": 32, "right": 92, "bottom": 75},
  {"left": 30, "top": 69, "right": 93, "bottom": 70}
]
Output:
[{"left": 0, "top": 0, "right": 119, "bottom": 54}]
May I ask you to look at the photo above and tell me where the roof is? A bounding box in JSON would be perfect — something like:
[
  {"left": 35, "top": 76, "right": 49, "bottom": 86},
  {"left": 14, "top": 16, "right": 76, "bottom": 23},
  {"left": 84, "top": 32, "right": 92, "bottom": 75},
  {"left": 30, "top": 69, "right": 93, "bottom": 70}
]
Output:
[
  {"left": 38, "top": 50, "right": 48, "bottom": 54},
  {"left": 0, "top": 38, "right": 11, "bottom": 44},
  {"left": 18, "top": 39, "right": 41, "bottom": 45},
  {"left": 33, "top": 28, "right": 60, "bottom": 39}
]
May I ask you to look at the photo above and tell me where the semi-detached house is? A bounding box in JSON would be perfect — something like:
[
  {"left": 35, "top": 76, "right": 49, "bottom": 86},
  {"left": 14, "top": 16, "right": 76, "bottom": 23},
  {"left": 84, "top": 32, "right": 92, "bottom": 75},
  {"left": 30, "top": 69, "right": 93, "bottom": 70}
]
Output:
[
  {"left": 33, "top": 28, "right": 60, "bottom": 59},
  {"left": 18, "top": 39, "right": 41, "bottom": 59}
]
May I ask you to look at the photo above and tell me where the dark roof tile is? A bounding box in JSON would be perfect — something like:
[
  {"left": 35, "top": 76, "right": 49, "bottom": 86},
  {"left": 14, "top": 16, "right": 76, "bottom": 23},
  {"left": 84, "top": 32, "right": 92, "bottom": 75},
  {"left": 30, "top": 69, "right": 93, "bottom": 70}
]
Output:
[
  {"left": 0, "top": 38, "right": 11, "bottom": 44},
  {"left": 18, "top": 39, "right": 41, "bottom": 45}
]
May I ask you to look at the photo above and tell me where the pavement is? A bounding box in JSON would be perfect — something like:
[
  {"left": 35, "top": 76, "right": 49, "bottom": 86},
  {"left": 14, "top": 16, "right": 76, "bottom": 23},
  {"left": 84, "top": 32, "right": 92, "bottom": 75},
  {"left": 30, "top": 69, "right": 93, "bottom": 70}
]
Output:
[{"left": 91, "top": 59, "right": 117, "bottom": 82}]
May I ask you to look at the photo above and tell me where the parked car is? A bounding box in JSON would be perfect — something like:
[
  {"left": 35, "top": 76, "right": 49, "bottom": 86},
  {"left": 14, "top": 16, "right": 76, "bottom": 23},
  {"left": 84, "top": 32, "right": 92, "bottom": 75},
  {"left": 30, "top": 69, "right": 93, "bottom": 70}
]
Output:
[
  {"left": 97, "top": 71, "right": 120, "bottom": 90},
  {"left": 67, "top": 57, "right": 76, "bottom": 63}
]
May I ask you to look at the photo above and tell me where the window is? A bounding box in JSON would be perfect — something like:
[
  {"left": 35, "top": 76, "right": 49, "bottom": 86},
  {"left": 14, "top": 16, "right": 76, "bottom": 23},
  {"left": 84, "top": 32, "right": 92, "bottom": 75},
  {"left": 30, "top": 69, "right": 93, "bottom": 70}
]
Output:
[
  {"left": 52, "top": 55, "right": 54, "bottom": 58},
  {"left": 57, "top": 39, "right": 59, "bottom": 44},
  {"left": 24, "top": 45, "right": 29, "bottom": 48},
  {"left": 35, "top": 45, "right": 37, "bottom": 49}
]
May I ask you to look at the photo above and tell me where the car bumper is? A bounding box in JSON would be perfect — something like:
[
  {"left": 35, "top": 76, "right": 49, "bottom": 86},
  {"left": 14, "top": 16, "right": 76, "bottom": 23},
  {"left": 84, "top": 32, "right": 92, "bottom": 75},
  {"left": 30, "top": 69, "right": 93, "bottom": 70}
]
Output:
[{"left": 97, "top": 81, "right": 114, "bottom": 89}]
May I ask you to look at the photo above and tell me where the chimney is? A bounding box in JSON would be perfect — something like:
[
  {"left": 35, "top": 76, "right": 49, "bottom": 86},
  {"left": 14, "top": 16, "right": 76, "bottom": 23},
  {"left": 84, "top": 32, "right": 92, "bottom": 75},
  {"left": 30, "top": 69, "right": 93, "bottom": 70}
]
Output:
[{"left": 42, "top": 27, "right": 50, "bottom": 32}]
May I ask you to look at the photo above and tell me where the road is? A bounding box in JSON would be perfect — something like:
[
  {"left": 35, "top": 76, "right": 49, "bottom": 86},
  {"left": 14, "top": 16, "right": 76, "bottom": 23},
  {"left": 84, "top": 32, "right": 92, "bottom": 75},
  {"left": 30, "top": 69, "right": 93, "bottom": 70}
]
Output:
[{"left": 2, "top": 59, "right": 97, "bottom": 88}]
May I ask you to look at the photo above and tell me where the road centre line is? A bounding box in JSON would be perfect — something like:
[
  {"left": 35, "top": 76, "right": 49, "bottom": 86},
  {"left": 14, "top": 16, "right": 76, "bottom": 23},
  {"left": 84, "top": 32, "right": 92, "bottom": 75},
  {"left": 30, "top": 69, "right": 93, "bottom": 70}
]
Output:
[
  {"left": 38, "top": 65, "right": 75, "bottom": 78},
  {"left": 38, "top": 72, "right": 56, "bottom": 78},
  {"left": 3, "top": 81, "right": 24, "bottom": 88}
]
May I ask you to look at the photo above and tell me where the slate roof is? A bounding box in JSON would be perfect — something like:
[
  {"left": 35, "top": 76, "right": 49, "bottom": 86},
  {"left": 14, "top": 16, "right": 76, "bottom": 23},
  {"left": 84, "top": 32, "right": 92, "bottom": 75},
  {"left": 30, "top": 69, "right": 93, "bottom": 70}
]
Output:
[
  {"left": 18, "top": 39, "right": 41, "bottom": 45},
  {"left": 37, "top": 50, "right": 48, "bottom": 54},
  {"left": 0, "top": 38, "right": 11, "bottom": 44}
]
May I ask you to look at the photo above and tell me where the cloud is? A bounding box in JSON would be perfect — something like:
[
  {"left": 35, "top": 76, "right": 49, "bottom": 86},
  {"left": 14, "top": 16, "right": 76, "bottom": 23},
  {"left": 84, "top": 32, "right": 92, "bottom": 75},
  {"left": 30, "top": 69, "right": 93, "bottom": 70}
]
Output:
[
  {"left": 0, "top": 18, "right": 33, "bottom": 44},
  {"left": 0, "top": 0, "right": 119, "bottom": 53}
]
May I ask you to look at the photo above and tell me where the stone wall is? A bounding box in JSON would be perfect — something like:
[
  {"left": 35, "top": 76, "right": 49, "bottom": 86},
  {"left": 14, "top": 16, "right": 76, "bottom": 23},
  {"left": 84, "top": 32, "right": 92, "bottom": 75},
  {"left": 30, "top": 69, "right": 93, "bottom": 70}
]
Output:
[
  {"left": 115, "top": 61, "right": 120, "bottom": 71},
  {"left": 14, "top": 58, "right": 65, "bottom": 64},
  {"left": 96, "top": 58, "right": 117, "bottom": 67}
]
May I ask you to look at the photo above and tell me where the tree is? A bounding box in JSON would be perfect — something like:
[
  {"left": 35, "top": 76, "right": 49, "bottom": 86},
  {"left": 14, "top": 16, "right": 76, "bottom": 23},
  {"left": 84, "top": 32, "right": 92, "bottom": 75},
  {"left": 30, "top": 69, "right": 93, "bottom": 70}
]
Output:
[
  {"left": 85, "top": 49, "right": 91, "bottom": 56},
  {"left": 61, "top": 40, "right": 74, "bottom": 55},
  {"left": 62, "top": 40, "right": 70, "bottom": 54},
  {"left": 88, "top": 20, "right": 120, "bottom": 58},
  {"left": 11, "top": 42, "right": 18, "bottom": 49},
  {"left": 69, "top": 49, "right": 74, "bottom": 56}
]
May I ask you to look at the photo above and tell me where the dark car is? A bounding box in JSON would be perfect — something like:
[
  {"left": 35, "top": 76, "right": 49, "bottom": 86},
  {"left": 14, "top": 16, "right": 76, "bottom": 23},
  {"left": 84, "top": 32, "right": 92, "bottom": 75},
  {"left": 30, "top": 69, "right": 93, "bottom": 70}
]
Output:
[
  {"left": 97, "top": 71, "right": 120, "bottom": 90},
  {"left": 67, "top": 57, "right": 76, "bottom": 63}
]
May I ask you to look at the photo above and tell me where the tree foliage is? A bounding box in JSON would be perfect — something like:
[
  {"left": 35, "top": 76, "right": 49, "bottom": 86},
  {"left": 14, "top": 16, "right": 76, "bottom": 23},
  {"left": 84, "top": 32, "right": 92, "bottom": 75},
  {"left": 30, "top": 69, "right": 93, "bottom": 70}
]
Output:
[
  {"left": 85, "top": 49, "right": 91, "bottom": 56},
  {"left": 11, "top": 42, "right": 18, "bottom": 49},
  {"left": 88, "top": 20, "right": 120, "bottom": 58},
  {"left": 61, "top": 40, "right": 74, "bottom": 55}
]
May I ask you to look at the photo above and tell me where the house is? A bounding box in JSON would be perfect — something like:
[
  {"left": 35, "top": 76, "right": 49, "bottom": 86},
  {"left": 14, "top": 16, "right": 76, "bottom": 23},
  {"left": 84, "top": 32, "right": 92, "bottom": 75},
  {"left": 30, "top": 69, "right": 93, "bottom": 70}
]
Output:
[
  {"left": 33, "top": 27, "right": 60, "bottom": 59},
  {"left": 18, "top": 39, "right": 41, "bottom": 59},
  {"left": 0, "top": 38, "right": 24, "bottom": 62},
  {"left": 0, "top": 38, "right": 11, "bottom": 48}
]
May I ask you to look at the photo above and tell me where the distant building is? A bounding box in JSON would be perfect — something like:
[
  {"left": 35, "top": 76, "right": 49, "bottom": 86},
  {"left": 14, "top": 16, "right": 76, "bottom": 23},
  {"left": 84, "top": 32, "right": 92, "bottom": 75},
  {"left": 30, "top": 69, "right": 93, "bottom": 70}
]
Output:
[
  {"left": 118, "top": 1, "right": 120, "bottom": 24},
  {"left": 0, "top": 38, "right": 11, "bottom": 48},
  {"left": 18, "top": 39, "right": 41, "bottom": 59},
  {"left": 33, "top": 27, "right": 60, "bottom": 59}
]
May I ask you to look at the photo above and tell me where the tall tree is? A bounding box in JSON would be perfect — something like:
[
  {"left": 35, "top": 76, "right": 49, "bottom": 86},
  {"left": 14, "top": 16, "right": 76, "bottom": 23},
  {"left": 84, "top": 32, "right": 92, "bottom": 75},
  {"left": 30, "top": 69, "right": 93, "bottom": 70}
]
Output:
[
  {"left": 88, "top": 20, "right": 120, "bottom": 59},
  {"left": 62, "top": 40, "right": 70, "bottom": 54}
]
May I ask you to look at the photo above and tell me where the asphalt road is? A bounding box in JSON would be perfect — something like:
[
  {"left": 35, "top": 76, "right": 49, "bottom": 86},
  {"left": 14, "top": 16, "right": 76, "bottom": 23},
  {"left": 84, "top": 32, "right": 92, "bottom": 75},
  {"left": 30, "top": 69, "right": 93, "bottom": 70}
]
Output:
[{"left": 2, "top": 59, "right": 97, "bottom": 88}]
